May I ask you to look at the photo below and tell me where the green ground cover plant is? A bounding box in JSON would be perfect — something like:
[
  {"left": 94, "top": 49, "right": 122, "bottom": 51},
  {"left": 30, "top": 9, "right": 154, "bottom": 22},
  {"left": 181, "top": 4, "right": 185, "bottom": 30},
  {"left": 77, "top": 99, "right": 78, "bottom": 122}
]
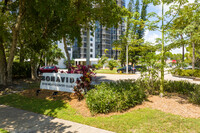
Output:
[
  {"left": 0, "top": 94, "right": 200, "bottom": 133},
  {"left": 86, "top": 80, "right": 146, "bottom": 114}
]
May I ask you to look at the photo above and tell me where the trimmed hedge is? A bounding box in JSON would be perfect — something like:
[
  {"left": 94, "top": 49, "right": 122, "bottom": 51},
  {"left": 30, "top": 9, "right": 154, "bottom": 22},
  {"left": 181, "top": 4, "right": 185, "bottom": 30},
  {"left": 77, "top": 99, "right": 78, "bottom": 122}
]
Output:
[
  {"left": 171, "top": 69, "right": 200, "bottom": 77},
  {"left": 86, "top": 80, "right": 146, "bottom": 114}
]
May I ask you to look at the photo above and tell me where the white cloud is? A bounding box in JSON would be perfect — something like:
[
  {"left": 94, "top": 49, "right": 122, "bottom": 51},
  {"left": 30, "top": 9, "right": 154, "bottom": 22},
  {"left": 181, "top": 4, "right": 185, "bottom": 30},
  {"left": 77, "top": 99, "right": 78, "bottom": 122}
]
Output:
[{"left": 144, "top": 30, "right": 161, "bottom": 44}]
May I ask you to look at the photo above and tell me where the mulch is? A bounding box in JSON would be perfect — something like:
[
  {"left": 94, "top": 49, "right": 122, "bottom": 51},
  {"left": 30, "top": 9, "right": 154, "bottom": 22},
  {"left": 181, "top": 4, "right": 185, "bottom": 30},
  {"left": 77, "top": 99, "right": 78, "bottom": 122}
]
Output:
[
  {"left": 19, "top": 89, "right": 200, "bottom": 118},
  {"left": 1, "top": 79, "right": 200, "bottom": 119}
]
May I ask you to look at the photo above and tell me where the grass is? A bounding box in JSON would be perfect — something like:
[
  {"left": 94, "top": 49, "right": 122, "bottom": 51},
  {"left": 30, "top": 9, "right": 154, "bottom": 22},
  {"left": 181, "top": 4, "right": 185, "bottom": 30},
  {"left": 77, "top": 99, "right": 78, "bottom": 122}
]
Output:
[
  {"left": 95, "top": 68, "right": 133, "bottom": 74},
  {"left": 95, "top": 68, "right": 118, "bottom": 74},
  {"left": 1, "top": 94, "right": 200, "bottom": 133},
  {"left": 0, "top": 129, "right": 8, "bottom": 133}
]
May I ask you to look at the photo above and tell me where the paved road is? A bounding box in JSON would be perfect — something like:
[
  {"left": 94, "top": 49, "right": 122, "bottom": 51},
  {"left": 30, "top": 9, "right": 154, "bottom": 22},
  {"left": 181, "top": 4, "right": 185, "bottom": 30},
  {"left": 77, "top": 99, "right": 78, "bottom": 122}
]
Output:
[
  {"left": 0, "top": 105, "right": 114, "bottom": 133},
  {"left": 94, "top": 72, "right": 200, "bottom": 84}
]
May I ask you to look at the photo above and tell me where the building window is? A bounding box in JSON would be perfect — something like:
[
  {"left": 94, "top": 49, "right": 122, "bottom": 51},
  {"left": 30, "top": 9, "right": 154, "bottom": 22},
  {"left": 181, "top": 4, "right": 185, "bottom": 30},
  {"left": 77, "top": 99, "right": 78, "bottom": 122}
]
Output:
[
  {"left": 90, "top": 38, "right": 93, "bottom": 41},
  {"left": 90, "top": 43, "right": 93, "bottom": 47},
  {"left": 67, "top": 47, "right": 71, "bottom": 51},
  {"left": 84, "top": 43, "right": 87, "bottom": 47},
  {"left": 90, "top": 54, "right": 93, "bottom": 58},
  {"left": 90, "top": 49, "right": 93, "bottom": 52}
]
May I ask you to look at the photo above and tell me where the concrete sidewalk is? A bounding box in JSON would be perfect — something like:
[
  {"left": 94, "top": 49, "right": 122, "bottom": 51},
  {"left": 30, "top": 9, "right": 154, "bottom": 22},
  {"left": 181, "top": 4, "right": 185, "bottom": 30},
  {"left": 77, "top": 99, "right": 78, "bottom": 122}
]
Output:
[{"left": 0, "top": 105, "right": 114, "bottom": 133}]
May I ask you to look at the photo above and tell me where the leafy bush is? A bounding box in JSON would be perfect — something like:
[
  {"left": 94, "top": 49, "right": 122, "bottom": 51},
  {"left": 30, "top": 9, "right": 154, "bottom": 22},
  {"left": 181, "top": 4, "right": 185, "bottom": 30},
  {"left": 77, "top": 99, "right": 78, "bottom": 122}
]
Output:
[
  {"left": 136, "top": 79, "right": 196, "bottom": 96},
  {"left": 64, "top": 59, "right": 74, "bottom": 69},
  {"left": 135, "top": 78, "right": 160, "bottom": 95},
  {"left": 107, "top": 59, "right": 118, "bottom": 70},
  {"left": 164, "top": 80, "right": 195, "bottom": 96},
  {"left": 93, "top": 64, "right": 102, "bottom": 69},
  {"left": 86, "top": 80, "right": 146, "bottom": 114},
  {"left": 12, "top": 62, "right": 31, "bottom": 78},
  {"left": 67, "top": 65, "right": 95, "bottom": 100},
  {"left": 189, "top": 86, "right": 200, "bottom": 104},
  {"left": 171, "top": 69, "right": 200, "bottom": 77},
  {"left": 96, "top": 55, "right": 108, "bottom": 69}
]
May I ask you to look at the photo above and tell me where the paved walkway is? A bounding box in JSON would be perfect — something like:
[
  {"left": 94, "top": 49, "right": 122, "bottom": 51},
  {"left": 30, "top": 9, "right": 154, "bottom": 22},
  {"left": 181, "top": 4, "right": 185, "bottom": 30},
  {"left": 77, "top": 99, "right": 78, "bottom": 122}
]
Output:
[{"left": 0, "top": 105, "right": 114, "bottom": 133}]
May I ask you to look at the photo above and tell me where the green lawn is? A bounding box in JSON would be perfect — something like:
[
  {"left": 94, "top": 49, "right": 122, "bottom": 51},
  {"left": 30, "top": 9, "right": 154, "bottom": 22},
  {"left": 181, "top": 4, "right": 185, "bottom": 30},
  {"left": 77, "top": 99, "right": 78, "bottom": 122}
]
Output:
[
  {"left": 0, "top": 128, "right": 8, "bottom": 133},
  {"left": 0, "top": 94, "right": 200, "bottom": 133},
  {"left": 95, "top": 69, "right": 118, "bottom": 74}
]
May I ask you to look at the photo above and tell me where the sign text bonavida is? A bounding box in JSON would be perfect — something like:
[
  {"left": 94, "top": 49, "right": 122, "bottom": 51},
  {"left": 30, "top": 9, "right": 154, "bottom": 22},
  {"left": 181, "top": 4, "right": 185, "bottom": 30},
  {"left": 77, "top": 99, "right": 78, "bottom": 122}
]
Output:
[
  {"left": 40, "top": 73, "right": 82, "bottom": 92},
  {"left": 41, "top": 75, "right": 78, "bottom": 83}
]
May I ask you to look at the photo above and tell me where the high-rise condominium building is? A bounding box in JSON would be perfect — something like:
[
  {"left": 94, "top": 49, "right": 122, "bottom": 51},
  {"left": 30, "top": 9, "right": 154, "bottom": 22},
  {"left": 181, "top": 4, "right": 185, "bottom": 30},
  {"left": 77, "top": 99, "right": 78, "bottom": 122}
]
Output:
[{"left": 57, "top": 0, "right": 125, "bottom": 68}]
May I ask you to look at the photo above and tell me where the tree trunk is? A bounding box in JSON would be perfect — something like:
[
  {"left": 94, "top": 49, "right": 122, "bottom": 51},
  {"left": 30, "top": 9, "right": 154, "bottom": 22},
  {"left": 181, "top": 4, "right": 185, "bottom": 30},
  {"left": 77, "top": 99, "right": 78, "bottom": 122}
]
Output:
[
  {"left": 31, "top": 63, "right": 38, "bottom": 80},
  {"left": 19, "top": 40, "right": 25, "bottom": 63},
  {"left": 0, "top": 40, "right": 7, "bottom": 85},
  {"left": 7, "top": 0, "right": 24, "bottom": 84},
  {"left": 181, "top": 34, "right": 184, "bottom": 62},
  {"left": 63, "top": 37, "right": 71, "bottom": 70},
  {"left": 30, "top": 53, "right": 38, "bottom": 80},
  {"left": 192, "top": 42, "right": 195, "bottom": 70}
]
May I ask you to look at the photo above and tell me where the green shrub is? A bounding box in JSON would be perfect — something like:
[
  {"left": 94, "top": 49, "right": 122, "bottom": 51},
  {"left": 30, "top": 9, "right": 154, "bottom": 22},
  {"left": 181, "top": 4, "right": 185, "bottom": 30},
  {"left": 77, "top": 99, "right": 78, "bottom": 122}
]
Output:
[
  {"left": 135, "top": 78, "right": 160, "bottom": 95},
  {"left": 189, "top": 86, "right": 200, "bottom": 104},
  {"left": 86, "top": 80, "right": 146, "bottom": 114},
  {"left": 93, "top": 64, "right": 101, "bottom": 69},
  {"left": 107, "top": 60, "right": 118, "bottom": 70},
  {"left": 12, "top": 62, "right": 31, "bottom": 78},
  {"left": 171, "top": 69, "right": 200, "bottom": 77},
  {"left": 136, "top": 79, "right": 196, "bottom": 96},
  {"left": 164, "top": 80, "right": 195, "bottom": 95}
]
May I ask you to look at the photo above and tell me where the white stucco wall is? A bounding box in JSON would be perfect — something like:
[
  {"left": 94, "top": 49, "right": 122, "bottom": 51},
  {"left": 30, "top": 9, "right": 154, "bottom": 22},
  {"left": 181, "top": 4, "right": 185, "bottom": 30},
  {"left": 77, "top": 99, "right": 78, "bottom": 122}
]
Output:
[{"left": 57, "top": 40, "right": 73, "bottom": 69}]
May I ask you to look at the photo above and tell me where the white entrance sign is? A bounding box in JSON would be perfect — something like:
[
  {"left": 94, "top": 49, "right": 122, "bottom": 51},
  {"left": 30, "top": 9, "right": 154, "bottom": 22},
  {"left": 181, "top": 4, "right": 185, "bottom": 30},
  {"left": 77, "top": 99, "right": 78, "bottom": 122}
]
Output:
[{"left": 40, "top": 73, "right": 82, "bottom": 92}]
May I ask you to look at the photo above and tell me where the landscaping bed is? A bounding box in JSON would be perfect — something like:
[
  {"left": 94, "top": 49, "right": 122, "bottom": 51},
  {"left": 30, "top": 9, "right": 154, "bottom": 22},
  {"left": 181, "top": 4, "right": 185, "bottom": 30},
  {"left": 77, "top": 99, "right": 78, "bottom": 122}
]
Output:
[
  {"left": 171, "top": 69, "right": 200, "bottom": 78},
  {"left": 1, "top": 93, "right": 200, "bottom": 133},
  {"left": 1, "top": 79, "right": 200, "bottom": 132}
]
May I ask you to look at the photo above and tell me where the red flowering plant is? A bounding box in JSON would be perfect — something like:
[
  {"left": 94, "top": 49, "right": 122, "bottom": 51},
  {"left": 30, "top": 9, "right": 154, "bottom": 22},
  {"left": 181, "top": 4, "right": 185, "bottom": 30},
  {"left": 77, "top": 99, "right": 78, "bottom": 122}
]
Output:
[{"left": 67, "top": 65, "right": 96, "bottom": 100}]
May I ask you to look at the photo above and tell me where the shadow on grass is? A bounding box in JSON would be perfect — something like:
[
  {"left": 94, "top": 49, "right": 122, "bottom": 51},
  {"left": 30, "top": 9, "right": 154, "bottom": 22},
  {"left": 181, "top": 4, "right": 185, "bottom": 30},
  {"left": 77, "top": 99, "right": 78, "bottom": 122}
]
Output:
[
  {"left": 0, "top": 94, "right": 66, "bottom": 117},
  {"left": 0, "top": 94, "right": 76, "bottom": 132}
]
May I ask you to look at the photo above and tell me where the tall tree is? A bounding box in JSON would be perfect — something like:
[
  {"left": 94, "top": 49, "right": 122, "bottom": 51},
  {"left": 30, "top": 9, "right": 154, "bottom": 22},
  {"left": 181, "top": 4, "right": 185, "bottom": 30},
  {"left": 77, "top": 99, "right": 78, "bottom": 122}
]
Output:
[
  {"left": 146, "top": 0, "right": 189, "bottom": 96},
  {"left": 138, "top": 0, "right": 148, "bottom": 39},
  {"left": 0, "top": 0, "right": 25, "bottom": 85}
]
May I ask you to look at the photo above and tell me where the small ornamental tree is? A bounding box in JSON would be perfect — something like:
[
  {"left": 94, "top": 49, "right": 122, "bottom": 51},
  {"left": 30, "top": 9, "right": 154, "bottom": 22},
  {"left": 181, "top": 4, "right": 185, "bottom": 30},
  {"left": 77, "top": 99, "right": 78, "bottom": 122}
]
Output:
[{"left": 66, "top": 65, "right": 95, "bottom": 100}]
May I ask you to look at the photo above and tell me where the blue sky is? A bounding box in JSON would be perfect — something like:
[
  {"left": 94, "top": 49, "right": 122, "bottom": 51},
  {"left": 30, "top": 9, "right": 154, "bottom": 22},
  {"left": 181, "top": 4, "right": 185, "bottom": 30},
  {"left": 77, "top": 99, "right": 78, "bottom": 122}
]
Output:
[{"left": 124, "top": 0, "right": 194, "bottom": 54}]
